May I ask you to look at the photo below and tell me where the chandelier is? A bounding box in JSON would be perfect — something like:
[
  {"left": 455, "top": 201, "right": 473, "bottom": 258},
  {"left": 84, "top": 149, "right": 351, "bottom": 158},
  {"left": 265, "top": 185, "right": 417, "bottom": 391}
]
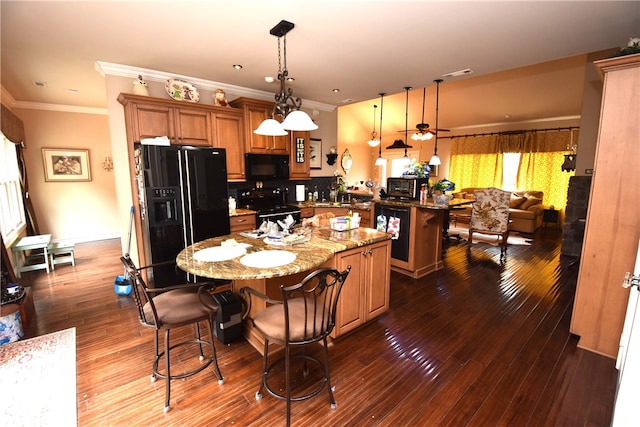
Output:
[{"left": 254, "top": 20, "right": 318, "bottom": 136}]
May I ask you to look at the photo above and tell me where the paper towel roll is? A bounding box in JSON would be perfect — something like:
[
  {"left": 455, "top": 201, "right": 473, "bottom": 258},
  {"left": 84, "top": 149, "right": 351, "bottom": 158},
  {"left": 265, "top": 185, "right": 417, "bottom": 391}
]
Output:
[{"left": 296, "top": 185, "right": 306, "bottom": 202}]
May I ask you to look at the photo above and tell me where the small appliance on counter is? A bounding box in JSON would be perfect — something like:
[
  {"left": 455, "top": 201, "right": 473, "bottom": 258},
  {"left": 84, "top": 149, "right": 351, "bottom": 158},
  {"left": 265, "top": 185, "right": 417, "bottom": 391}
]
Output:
[{"left": 386, "top": 177, "right": 429, "bottom": 200}]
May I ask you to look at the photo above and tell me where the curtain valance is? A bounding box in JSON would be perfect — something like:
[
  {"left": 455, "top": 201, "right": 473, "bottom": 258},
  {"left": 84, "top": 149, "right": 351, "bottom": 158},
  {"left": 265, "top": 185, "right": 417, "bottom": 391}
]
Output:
[
  {"left": 1, "top": 104, "right": 25, "bottom": 145},
  {"left": 451, "top": 129, "right": 578, "bottom": 154}
]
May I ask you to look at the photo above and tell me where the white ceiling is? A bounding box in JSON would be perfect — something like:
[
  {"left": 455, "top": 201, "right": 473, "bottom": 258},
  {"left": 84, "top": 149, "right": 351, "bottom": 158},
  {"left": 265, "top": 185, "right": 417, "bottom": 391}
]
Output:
[{"left": 1, "top": 1, "right": 639, "bottom": 132}]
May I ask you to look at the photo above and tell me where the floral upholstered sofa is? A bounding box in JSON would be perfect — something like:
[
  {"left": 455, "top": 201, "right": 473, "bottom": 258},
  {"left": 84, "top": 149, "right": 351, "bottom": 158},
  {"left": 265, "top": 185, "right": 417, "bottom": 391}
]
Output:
[{"left": 452, "top": 188, "right": 544, "bottom": 233}]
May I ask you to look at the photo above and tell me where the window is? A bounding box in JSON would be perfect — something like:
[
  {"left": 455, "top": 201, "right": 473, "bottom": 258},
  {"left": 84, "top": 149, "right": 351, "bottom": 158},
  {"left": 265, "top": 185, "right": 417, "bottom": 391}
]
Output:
[
  {"left": 502, "top": 152, "right": 520, "bottom": 191},
  {"left": 0, "top": 132, "right": 26, "bottom": 243}
]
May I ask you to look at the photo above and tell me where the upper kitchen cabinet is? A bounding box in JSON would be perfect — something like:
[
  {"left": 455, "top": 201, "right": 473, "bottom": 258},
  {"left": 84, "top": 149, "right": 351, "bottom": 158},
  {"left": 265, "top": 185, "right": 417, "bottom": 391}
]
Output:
[
  {"left": 118, "top": 93, "right": 211, "bottom": 146},
  {"left": 229, "top": 97, "right": 289, "bottom": 154},
  {"left": 211, "top": 110, "right": 245, "bottom": 181},
  {"left": 288, "top": 131, "right": 310, "bottom": 180},
  {"left": 118, "top": 93, "right": 246, "bottom": 180}
]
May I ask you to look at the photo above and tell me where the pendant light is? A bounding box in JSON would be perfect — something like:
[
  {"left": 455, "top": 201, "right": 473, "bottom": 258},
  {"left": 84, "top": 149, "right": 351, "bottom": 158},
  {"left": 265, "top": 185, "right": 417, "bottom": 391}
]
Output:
[
  {"left": 254, "top": 20, "right": 318, "bottom": 136},
  {"left": 375, "top": 93, "right": 386, "bottom": 166},
  {"left": 429, "top": 79, "right": 443, "bottom": 166},
  {"left": 400, "top": 86, "right": 412, "bottom": 165},
  {"left": 367, "top": 104, "right": 380, "bottom": 147},
  {"left": 411, "top": 87, "right": 434, "bottom": 141}
]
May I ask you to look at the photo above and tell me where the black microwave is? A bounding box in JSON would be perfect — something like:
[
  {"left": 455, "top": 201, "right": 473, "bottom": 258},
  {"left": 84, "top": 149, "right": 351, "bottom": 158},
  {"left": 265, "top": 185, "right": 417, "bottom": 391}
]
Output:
[
  {"left": 245, "top": 153, "right": 290, "bottom": 181},
  {"left": 386, "top": 177, "right": 429, "bottom": 200}
]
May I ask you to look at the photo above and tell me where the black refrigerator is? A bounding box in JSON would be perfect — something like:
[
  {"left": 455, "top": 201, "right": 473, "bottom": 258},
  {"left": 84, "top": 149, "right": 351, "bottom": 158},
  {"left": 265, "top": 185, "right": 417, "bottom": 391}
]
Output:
[{"left": 136, "top": 144, "right": 230, "bottom": 287}]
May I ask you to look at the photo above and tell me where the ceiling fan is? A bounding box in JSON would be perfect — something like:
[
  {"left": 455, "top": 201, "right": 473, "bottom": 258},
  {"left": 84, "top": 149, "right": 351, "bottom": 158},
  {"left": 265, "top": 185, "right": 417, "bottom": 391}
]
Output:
[{"left": 397, "top": 86, "right": 450, "bottom": 141}]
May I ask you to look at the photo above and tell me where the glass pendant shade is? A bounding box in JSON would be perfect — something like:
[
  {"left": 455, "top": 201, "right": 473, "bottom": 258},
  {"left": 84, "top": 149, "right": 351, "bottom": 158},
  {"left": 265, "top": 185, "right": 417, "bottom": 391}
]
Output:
[
  {"left": 429, "top": 154, "right": 441, "bottom": 166},
  {"left": 367, "top": 136, "right": 380, "bottom": 147},
  {"left": 254, "top": 118, "right": 288, "bottom": 136},
  {"left": 280, "top": 109, "right": 318, "bottom": 131},
  {"left": 375, "top": 155, "right": 385, "bottom": 166},
  {"left": 411, "top": 131, "right": 434, "bottom": 141}
]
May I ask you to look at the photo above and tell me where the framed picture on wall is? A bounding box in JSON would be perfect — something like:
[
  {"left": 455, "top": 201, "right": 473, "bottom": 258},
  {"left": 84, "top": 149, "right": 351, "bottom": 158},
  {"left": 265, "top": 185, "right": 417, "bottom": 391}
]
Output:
[
  {"left": 42, "top": 148, "right": 91, "bottom": 182},
  {"left": 310, "top": 139, "right": 322, "bottom": 169}
]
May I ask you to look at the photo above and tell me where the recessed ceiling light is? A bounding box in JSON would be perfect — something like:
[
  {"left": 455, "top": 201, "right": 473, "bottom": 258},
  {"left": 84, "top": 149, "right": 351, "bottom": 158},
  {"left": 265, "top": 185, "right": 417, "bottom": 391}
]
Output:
[
  {"left": 34, "top": 81, "right": 47, "bottom": 88},
  {"left": 265, "top": 76, "right": 275, "bottom": 83},
  {"left": 67, "top": 88, "right": 79, "bottom": 94},
  {"left": 339, "top": 98, "right": 354, "bottom": 104},
  {"left": 286, "top": 77, "right": 295, "bottom": 82},
  {"left": 332, "top": 89, "right": 340, "bottom": 93},
  {"left": 442, "top": 68, "right": 474, "bottom": 78},
  {"left": 232, "top": 64, "right": 243, "bottom": 70}
]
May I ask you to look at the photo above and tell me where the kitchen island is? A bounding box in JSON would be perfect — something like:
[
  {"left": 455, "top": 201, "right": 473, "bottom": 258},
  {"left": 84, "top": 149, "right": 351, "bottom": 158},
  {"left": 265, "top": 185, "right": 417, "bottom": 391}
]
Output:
[
  {"left": 374, "top": 199, "right": 450, "bottom": 279},
  {"left": 176, "top": 227, "right": 391, "bottom": 353}
]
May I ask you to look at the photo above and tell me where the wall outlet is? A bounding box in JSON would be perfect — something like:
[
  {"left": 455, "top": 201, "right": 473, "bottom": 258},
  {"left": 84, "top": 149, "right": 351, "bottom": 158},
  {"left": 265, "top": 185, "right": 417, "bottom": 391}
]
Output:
[{"left": 585, "top": 168, "right": 593, "bottom": 174}]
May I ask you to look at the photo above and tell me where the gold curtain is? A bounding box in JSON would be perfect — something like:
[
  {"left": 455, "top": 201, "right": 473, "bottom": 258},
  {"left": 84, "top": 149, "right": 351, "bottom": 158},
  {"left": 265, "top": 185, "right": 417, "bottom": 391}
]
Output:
[
  {"left": 449, "top": 135, "right": 503, "bottom": 188},
  {"left": 449, "top": 129, "right": 577, "bottom": 211},
  {"left": 516, "top": 130, "right": 577, "bottom": 211}
]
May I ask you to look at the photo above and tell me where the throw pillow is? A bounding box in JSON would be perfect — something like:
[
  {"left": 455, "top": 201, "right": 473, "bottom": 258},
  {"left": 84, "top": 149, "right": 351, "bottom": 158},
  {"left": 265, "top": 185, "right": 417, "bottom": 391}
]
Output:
[
  {"left": 520, "top": 196, "right": 542, "bottom": 210},
  {"left": 509, "top": 194, "right": 527, "bottom": 208}
]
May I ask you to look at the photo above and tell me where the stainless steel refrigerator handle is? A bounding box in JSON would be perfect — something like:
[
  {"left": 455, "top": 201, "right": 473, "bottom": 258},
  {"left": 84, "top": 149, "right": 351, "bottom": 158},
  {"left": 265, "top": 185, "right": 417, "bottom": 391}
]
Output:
[
  {"left": 177, "top": 151, "right": 189, "bottom": 251},
  {"left": 183, "top": 151, "right": 195, "bottom": 247}
]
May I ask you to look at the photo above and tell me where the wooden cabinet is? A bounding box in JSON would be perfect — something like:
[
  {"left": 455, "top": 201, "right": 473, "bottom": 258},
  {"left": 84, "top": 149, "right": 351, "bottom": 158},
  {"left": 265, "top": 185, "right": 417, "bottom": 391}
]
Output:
[
  {"left": 229, "top": 97, "right": 289, "bottom": 154},
  {"left": 289, "top": 131, "right": 310, "bottom": 179},
  {"left": 118, "top": 93, "right": 246, "bottom": 181},
  {"left": 353, "top": 207, "right": 372, "bottom": 228},
  {"left": 327, "top": 239, "right": 391, "bottom": 338},
  {"left": 211, "top": 111, "right": 245, "bottom": 181},
  {"left": 314, "top": 207, "right": 349, "bottom": 217},
  {"left": 123, "top": 98, "right": 211, "bottom": 146},
  {"left": 570, "top": 54, "right": 640, "bottom": 358},
  {"left": 299, "top": 207, "right": 314, "bottom": 219},
  {"left": 229, "top": 212, "right": 256, "bottom": 233}
]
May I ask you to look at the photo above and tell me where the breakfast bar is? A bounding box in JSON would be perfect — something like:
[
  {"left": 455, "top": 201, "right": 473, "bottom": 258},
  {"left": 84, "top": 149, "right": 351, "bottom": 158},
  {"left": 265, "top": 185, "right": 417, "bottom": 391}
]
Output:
[{"left": 176, "top": 227, "right": 392, "bottom": 353}]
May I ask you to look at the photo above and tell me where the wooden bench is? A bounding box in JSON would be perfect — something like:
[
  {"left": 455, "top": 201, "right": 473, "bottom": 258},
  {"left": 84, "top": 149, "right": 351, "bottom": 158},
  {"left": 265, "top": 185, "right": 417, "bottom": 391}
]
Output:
[{"left": 48, "top": 242, "right": 75, "bottom": 270}]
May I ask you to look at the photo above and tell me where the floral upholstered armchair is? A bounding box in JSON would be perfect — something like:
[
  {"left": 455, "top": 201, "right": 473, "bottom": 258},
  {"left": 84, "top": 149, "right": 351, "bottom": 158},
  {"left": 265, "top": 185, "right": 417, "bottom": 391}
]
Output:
[{"left": 468, "top": 187, "right": 512, "bottom": 257}]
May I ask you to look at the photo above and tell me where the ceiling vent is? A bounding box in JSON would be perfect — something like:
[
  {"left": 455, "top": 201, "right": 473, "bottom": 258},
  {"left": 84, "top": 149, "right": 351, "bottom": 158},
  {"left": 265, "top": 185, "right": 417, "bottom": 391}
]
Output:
[{"left": 442, "top": 68, "right": 473, "bottom": 78}]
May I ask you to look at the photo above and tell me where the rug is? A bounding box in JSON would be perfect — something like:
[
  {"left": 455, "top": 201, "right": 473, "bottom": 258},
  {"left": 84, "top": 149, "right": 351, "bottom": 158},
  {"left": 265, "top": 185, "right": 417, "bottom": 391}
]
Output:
[
  {"left": 0, "top": 327, "right": 77, "bottom": 426},
  {"left": 449, "top": 226, "right": 532, "bottom": 246}
]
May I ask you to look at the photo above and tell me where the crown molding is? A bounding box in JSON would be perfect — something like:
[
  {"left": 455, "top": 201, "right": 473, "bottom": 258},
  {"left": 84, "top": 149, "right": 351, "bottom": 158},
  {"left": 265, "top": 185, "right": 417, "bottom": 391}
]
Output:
[
  {"left": 95, "top": 61, "right": 336, "bottom": 113},
  {"left": 1, "top": 84, "right": 108, "bottom": 114}
]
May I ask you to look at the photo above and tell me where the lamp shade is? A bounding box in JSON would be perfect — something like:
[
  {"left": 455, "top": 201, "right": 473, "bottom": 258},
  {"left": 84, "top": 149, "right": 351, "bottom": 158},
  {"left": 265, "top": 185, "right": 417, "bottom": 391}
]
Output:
[
  {"left": 367, "top": 137, "right": 380, "bottom": 147},
  {"left": 254, "top": 118, "right": 288, "bottom": 136},
  {"left": 281, "top": 110, "right": 318, "bottom": 131},
  {"left": 375, "top": 156, "right": 385, "bottom": 166},
  {"left": 429, "top": 154, "right": 441, "bottom": 166}
]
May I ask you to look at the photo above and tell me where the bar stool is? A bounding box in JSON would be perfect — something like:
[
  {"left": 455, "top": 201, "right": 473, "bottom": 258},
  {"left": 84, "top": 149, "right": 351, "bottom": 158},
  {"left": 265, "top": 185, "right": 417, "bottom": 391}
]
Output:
[{"left": 241, "top": 266, "right": 351, "bottom": 426}]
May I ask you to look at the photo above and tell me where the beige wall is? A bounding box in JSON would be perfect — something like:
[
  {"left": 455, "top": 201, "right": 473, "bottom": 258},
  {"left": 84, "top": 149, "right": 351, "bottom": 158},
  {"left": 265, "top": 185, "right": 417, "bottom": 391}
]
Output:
[{"left": 14, "top": 108, "right": 119, "bottom": 242}]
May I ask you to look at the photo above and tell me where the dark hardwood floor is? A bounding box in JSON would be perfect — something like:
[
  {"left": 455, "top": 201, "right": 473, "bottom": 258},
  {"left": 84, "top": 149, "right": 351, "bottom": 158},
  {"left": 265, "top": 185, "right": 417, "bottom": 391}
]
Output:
[{"left": 18, "top": 227, "right": 617, "bottom": 426}]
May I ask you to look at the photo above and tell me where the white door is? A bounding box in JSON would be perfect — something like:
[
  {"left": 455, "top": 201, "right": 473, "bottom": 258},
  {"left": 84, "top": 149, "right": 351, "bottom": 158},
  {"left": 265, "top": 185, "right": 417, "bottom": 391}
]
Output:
[{"left": 612, "top": 239, "right": 640, "bottom": 426}]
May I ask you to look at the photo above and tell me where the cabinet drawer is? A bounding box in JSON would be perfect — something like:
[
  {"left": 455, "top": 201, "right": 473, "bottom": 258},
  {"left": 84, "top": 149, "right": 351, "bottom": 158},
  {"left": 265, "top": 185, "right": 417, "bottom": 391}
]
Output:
[
  {"left": 230, "top": 215, "right": 256, "bottom": 232},
  {"left": 300, "top": 207, "right": 314, "bottom": 218}
]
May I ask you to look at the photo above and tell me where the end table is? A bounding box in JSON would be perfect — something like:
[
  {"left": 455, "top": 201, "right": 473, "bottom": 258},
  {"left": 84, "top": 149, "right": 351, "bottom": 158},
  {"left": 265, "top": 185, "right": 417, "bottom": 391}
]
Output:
[{"left": 543, "top": 208, "right": 560, "bottom": 228}]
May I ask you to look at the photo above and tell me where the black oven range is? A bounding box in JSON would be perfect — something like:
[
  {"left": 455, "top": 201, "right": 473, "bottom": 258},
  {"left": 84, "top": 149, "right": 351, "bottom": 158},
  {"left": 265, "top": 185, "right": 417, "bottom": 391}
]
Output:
[{"left": 237, "top": 187, "right": 301, "bottom": 227}]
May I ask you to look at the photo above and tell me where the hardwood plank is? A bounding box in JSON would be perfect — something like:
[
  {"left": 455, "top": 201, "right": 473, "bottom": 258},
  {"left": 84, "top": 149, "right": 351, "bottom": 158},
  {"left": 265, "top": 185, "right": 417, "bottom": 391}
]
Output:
[{"left": 15, "top": 228, "right": 617, "bottom": 426}]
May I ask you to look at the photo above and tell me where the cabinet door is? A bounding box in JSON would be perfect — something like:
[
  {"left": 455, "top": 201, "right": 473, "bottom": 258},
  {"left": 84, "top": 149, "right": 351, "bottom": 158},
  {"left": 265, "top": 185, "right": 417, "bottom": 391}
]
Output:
[
  {"left": 289, "top": 131, "right": 310, "bottom": 179},
  {"left": 333, "top": 247, "right": 365, "bottom": 336},
  {"left": 245, "top": 103, "right": 272, "bottom": 153},
  {"left": 365, "top": 240, "right": 391, "bottom": 319},
  {"left": 132, "top": 103, "right": 175, "bottom": 142},
  {"left": 212, "top": 111, "right": 245, "bottom": 181},
  {"left": 175, "top": 107, "right": 211, "bottom": 146}
]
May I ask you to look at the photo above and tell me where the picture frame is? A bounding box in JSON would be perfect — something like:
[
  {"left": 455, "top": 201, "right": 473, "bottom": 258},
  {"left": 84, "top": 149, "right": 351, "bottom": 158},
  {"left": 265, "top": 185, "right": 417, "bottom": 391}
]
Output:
[
  {"left": 42, "top": 148, "right": 91, "bottom": 182},
  {"left": 310, "top": 138, "right": 322, "bottom": 169}
]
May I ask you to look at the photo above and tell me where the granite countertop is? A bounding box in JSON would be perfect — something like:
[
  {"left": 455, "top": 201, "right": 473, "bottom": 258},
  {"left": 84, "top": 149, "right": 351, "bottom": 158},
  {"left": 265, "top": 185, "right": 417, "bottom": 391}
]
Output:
[
  {"left": 229, "top": 208, "right": 256, "bottom": 217},
  {"left": 176, "top": 227, "right": 390, "bottom": 280},
  {"left": 290, "top": 201, "right": 373, "bottom": 211},
  {"left": 375, "top": 198, "right": 471, "bottom": 210}
]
